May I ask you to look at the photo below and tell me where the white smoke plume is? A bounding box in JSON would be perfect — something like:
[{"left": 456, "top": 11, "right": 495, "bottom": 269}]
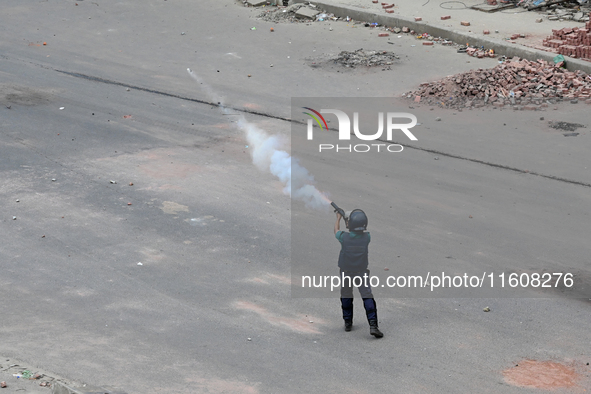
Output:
[{"left": 187, "top": 68, "right": 330, "bottom": 210}]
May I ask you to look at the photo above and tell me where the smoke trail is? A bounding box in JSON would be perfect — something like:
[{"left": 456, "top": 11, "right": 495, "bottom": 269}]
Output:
[{"left": 187, "top": 68, "right": 330, "bottom": 210}]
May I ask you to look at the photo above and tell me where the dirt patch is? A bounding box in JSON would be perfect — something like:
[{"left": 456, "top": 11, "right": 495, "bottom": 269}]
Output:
[
  {"left": 0, "top": 84, "right": 54, "bottom": 106},
  {"left": 503, "top": 360, "right": 585, "bottom": 390},
  {"left": 548, "top": 121, "right": 586, "bottom": 132}
]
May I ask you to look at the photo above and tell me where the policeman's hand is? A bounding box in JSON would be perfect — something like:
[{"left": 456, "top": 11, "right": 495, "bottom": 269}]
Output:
[{"left": 336, "top": 212, "right": 342, "bottom": 220}]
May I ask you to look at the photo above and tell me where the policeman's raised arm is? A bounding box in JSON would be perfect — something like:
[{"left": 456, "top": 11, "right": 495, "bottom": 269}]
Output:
[{"left": 334, "top": 212, "right": 342, "bottom": 234}]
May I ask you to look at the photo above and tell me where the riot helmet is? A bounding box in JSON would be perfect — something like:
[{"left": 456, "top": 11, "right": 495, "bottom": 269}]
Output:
[{"left": 347, "top": 209, "right": 368, "bottom": 231}]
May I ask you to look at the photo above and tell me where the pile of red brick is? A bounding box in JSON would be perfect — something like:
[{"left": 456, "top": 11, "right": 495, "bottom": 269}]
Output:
[
  {"left": 406, "top": 57, "right": 591, "bottom": 109},
  {"left": 542, "top": 13, "right": 591, "bottom": 61}
]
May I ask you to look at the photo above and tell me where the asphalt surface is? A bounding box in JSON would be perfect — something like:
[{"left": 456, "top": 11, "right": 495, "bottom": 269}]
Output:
[{"left": 1, "top": 0, "right": 590, "bottom": 393}]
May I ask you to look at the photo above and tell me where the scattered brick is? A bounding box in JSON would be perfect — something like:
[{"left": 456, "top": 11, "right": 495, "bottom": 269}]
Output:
[
  {"left": 483, "top": 30, "right": 490, "bottom": 35},
  {"left": 415, "top": 17, "right": 422, "bottom": 21},
  {"left": 378, "top": 33, "right": 390, "bottom": 37},
  {"left": 405, "top": 57, "right": 591, "bottom": 109},
  {"left": 441, "top": 15, "right": 451, "bottom": 20},
  {"left": 461, "top": 21, "right": 470, "bottom": 26},
  {"left": 383, "top": 4, "right": 394, "bottom": 9},
  {"left": 423, "top": 41, "right": 434, "bottom": 45},
  {"left": 385, "top": 9, "right": 394, "bottom": 13}
]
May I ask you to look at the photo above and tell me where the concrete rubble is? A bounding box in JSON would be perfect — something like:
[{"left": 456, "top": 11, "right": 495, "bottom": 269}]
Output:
[
  {"left": 332, "top": 49, "right": 400, "bottom": 68},
  {"left": 511, "top": 0, "right": 590, "bottom": 13},
  {"left": 258, "top": 4, "right": 334, "bottom": 23},
  {"left": 406, "top": 57, "right": 591, "bottom": 109}
]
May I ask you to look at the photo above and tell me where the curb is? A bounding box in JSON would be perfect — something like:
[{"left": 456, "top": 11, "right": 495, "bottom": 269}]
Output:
[{"left": 294, "top": 0, "right": 591, "bottom": 74}]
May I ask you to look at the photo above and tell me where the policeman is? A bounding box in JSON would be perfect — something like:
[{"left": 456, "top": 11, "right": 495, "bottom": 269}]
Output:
[{"left": 334, "top": 209, "right": 383, "bottom": 338}]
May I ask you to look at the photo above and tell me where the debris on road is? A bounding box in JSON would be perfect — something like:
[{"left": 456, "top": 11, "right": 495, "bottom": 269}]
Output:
[
  {"left": 0, "top": 381, "right": 6, "bottom": 388},
  {"left": 331, "top": 49, "right": 400, "bottom": 68},
  {"left": 483, "top": 306, "right": 491, "bottom": 312},
  {"left": 548, "top": 120, "right": 586, "bottom": 130},
  {"left": 405, "top": 57, "right": 591, "bottom": 109},
  {"left": 110, "top": 180, "right": 117, "bottom": 184},
  {"left": 540, "top": 2, "right": 591, "bottom": 21},
  {"left": 258, "top": 4, "right": 333, "bottom": 23}
]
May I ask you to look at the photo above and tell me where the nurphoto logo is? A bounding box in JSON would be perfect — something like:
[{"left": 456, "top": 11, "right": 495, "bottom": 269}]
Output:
[{"left": 303, "top": 107, "right": 418, "bottom": 153}]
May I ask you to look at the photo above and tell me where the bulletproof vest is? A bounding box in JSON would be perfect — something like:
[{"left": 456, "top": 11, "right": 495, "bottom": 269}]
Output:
[{"left": 338, "top": 232, "right": 370, "bottom": 271}]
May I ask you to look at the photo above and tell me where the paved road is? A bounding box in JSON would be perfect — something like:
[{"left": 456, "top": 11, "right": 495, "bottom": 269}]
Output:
[{"left": 1, "top": 1, "right": 590, "bottom": 393}]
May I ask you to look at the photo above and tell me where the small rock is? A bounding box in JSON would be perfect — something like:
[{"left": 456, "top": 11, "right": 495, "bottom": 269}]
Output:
[
  {"left": 435, "top": 117, "right": 441, "bottom": 121},
  {"left": 110, "top": 180, "right": 117, "bottom": 184},
  {"left": 59, "top": 107, "right": 65, "bottom": 110},
  {"left": 12, "top": 216, "right": 16, "bottom": 220},
  {"left": 129, "top": 182, "right": 134, "bottom": 186},
  {"left": 137, "top": 262, "right": 143, "bottom": 266},
  {"left": 16, "top": 199, "right": 19, "bottom": 202},
  {"left": 535, "top": 18, "right": 543, "bottom": 23},
  {"left": 181, "top": 32, "right": 185, "bottom": 35},
  {"left": 570, "top": 99, "right": 578, "bottom": 104},
  {"left": 483, "top": 306, "right": 490, "bottom": 312},
  {"left": 247, "top": 338, "right": 252, "bottom": 341},
  {"left": 0, "top": 381, "right": 6, "bottom": 388}
]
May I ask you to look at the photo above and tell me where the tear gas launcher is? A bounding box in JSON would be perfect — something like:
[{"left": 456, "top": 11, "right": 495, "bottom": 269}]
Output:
[{"left": 331, "top": 202, "right": 348, "bottom": 227}]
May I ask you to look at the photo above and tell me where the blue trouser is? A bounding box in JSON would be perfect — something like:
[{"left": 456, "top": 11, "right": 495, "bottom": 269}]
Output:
[{"left": 340, "top": 270, "right": 377, "bottom": 322}]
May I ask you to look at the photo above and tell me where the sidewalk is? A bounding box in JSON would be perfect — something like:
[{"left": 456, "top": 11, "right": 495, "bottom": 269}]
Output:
[{"left": 294, "top": 0, "right": 591, "bottom": 73}]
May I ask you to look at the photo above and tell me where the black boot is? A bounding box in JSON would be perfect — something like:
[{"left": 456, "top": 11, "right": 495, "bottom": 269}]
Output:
[
  {"left": 369, "top": 320, "right": 383, "bottom": 338},
  {"left": 344, "top": 320, "right": 353, "bottom": 332}
]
